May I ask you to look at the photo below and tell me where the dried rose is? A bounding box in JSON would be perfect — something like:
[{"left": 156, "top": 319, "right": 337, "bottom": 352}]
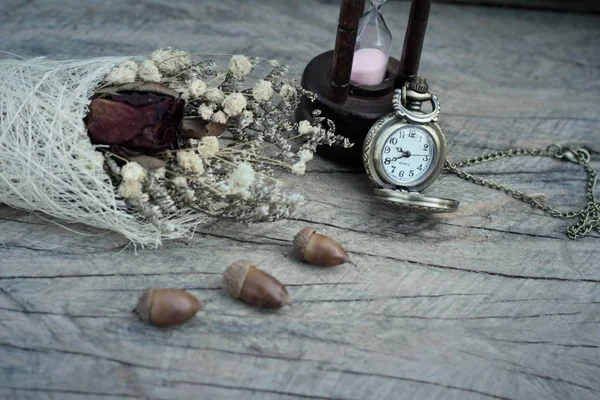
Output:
[{"left": 86, "top": 88, "right": 184, "bottom": 156}]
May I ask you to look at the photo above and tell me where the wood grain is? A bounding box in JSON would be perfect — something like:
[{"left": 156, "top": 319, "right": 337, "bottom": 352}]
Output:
[
  {"left": 0, "top": 0, "right": 599, "bottom": 399},
  {"left": 430, "top": 0, "right": 600, "bottom": 13}
]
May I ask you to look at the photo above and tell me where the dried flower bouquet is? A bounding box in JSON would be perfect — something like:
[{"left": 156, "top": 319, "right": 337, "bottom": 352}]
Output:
[{"left": 0, "top": 49, "right": 351, "bottom": 247}]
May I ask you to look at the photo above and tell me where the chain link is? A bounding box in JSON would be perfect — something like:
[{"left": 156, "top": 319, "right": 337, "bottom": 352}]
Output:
[{"left": 443, "top": 144, "right": 599, "bottom": 239}]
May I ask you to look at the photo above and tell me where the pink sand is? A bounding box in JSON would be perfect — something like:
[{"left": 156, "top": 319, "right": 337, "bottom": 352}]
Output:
[{"left": 350, "top": 48, "right": 389, "bottom": 86}]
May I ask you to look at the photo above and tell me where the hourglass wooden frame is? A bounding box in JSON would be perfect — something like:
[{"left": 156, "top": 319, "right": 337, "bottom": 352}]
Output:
[{"left": 297, "top": 0, "right": 432, "bottom": 166}]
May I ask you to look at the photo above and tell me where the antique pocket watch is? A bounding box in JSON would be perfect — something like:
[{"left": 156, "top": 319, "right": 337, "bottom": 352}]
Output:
[{"left": 363, "top": 78, "right": 460, "bottom": 212}]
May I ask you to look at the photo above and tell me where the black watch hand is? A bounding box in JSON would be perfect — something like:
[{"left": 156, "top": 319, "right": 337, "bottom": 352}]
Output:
[
  {"left": 393, "top": 149, "right": 411, "bottom": 159},
  {"left": 391, "top": 154, "right": 410, "bottom": 162}
]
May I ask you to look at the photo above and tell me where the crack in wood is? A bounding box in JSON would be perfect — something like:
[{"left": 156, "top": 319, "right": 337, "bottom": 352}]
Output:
[
  {"left": 294, "top": 293, "right": 488, "bottom": 304},
  {"left": 451, "top": 346, "right": 600, "bottom": 392},
  {"left": 0, "top": 242, "right": 130, "bottom": 255},
  {"left": 0, "top": 386, "right": 141, "bottom": 398},
  {"left": 287, "top": 282, "right": 361, "bottom": 287},
  {"left": 93, "top": 286, "right": 222, "bottom": 292},
  {"left": 0, "top": 216, "right": 46, "bottom": 226},
  {"left": 150, "top": 380, "right": 344, "bottom": 400},
  {"left": 161, "top": 342, "right": 313, "bottom": 364},
  {"left": 326, "top": 368, "right": 513, "bottom": 400},
  {"left": 195, "top": 230, "right": 291, "bottom": 247},
  {"left": 88, "top": 282, "right": 361, "bottom": 293},
  {"left": 436, "top": 221, "right": 566, "bottom": 240},
  {"left": 487, "top": 297, "right": 582, "bottom": 304},
  {"left": 289, "top": 216, "right": 394, "bottom": 239},
  {"left": 0, "top": 285, "right": 29, "bottom": 312},
  {"left": 374, "top": 311, "right": 582, "bottom": 321},
  {"left": 0, "top": 342, "right": 187, "bottom": 372},
  {"left": 0, "top": 271, "right": 221, "bottom": 280},
  {"left": 350, "top": 250, "right": 600, "bottom": 283},
  {"left": 483, "top": 337, "right": 599, "bottom": 349},
  {"left": 445, "top": 113, "right": 600, "bottom": 123},
  {"left": 495, "top": 365, "right": 600, "bottom": 393},
  {"left": 0, "top": 306, "right": 131, "bottom": 319},
  {"left": 0, "top": 243, "right": 83, "bottom": 255}
]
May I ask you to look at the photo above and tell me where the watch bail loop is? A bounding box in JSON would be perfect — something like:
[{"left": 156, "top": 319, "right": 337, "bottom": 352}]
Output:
[{"left": 393, "top": 87, "right": 440, "bottom": 124}]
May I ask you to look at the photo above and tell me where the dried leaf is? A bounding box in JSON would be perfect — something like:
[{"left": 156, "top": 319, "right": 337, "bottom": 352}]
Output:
[
  {"left": 129, "top": 155, "right": 166, "bottom": 170},
  {"left": 207, "top": 122, "right": 227, "bottom": 137},
  {"left": 182, "top": 119, "right": 226, "bottom": 139}
]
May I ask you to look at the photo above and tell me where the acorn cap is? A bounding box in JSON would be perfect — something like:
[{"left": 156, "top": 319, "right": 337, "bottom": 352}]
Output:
[
  {"left": 223, "top": 260, "right": 252, "bottom": 298},
  {"left": 292, "top": 227, "right": 315, "bottom": 260},
  {"left": 134, "top": 288, "right": 154, "bottom": 322}
]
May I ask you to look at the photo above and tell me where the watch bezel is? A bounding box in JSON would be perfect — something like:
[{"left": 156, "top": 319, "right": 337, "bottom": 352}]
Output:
[
  {"left": 373, "top": 188, "right": 459, "bottom": 212},
  {"left": 363, "top": 113, "right": 446, "bottom": 193}
]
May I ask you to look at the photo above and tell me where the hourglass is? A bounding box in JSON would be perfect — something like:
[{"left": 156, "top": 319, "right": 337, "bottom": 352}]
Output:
[
  {"left": 297, "top": 0, "right": 432, "bottom": 166},
  {"left": 351, "top": 0, "right": 392, "bottom": 86}
]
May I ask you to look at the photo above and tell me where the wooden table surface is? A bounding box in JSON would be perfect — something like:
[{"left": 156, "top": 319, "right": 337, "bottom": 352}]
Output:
[{"left": 1, "top": 1, "right": 599, "bottom": 399}]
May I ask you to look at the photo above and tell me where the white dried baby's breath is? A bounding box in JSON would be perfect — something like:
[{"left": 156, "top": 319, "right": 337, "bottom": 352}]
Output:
[
  {"left": 106, "top": 158, "right": 121, "bottom": 175},
  {"left": 92, "top": 50, "right": 352, "bottom": 244},
  {"left": 73, "top": 142, "right": 104, "bottom": 170},
  {"left": 238, "top": 110, "right": 254, "bottom": 129},
  {"left": 291, "top": 161, "right": 306, "bottom": 175},
  {"left": 118, "top": 180, "right": 144, "bottom": 199},
  {"left": 279, "top": 84, "right": 297, "bottom": 100},
  {"left": 229, "top": 55, "right": 253, "bottom": 79},
  {"left": 189, "top": 79, "right": 207, "bottom": 98},
  {"left": 121, "top": 162, "right": 147, "bottom": 182},
  {"left": 153, "top": 167, "right": 166, "bottom": 180},
  {"left": 172, "top": 176, "right": 188, "bottom": 188},
  {"left": 211, "top": 111, "right": 227, "bottom": 124},
  {"left": 298, "top": 150, "right": 313, "bottom": 163},
  {"left": 298, "top": 120, "right": 314, "bottom": 135},
  {"left": 105, "top": 60, "right": 138, "bottom": 84},
  {"left": 151, "top": 48, "right": 192, "bottom": 74},
  {"left": 204, "top": 87, "right": 225, "bottom": 103},
  {"left": 252, "top": 80, "right": 274, "bottom": 103},
  {"left": 177, "top": 151, "right": 204, "bottom": 175},
  {"left": 138, "top": 60, "right": 162, "bottom": 82},
  {"left": 227, "top": 162, "right": 255, "bottom": 194},
  {"left": 222, "top": 93, "right": 247, "bottom": 117},
  {"left": 197, "top": 136, "right": 220, "bottom": 158},
  {"left": 198, "top": 103, "right": 215, "bottom": 120},
  {"left": 172, "top": 85, "right": 191, "bottom": 101}
]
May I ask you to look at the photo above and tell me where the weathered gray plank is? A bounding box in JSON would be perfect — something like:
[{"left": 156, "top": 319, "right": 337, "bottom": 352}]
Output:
[
  {"left": 0, "top": 0, "right": 599, "bottom": 399},
  {"left": 432, "top": 0, "right": 600, "bottom": 13}
]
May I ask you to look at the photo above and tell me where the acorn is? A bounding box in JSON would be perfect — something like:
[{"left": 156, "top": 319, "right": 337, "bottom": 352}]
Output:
[
  {"left": 222, "top": 260, "right": 289, "bottom": 309},
  {"left": 292, "top": 227, "right": 349, "bottom": 267},
  {"left": 134, "top": 288, "right": 201, "bottom": 326}
]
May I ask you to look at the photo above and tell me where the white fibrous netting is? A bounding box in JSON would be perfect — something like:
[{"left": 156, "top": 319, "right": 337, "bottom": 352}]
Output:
[{"left": 0, "top": 57, "right": 200, "bottom": 248}]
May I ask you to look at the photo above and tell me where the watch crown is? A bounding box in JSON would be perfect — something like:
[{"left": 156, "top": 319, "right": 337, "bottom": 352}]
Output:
[{"left": 408, "top": 77, "right": 429, "bottom": 94}]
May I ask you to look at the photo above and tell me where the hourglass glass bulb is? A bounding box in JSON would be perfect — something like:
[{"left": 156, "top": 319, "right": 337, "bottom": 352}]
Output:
[{"left": 350, "top": 0, "right": 392, "bottom": 86}]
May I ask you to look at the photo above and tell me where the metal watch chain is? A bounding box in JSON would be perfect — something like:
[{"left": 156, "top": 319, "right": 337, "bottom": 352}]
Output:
[
  {"left": 444, "top": 145, "right": 599, "bottom": 239},
  {"left": 393, "top": 78, "right": 598, "bottom": 239}
]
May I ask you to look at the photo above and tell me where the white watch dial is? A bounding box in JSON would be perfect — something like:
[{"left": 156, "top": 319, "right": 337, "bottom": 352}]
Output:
[{"left": 380, "top": 125, "right": 436, "bottom": 186}]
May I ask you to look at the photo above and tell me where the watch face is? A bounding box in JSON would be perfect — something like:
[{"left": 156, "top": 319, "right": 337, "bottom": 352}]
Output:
[{"left": 380, "top": 125, "right": 436, "bottom": 186}]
